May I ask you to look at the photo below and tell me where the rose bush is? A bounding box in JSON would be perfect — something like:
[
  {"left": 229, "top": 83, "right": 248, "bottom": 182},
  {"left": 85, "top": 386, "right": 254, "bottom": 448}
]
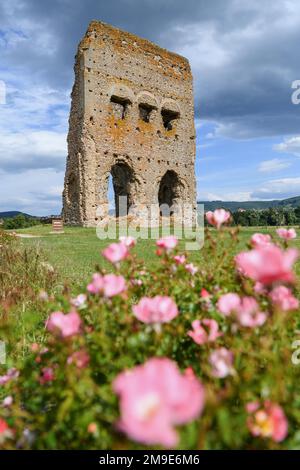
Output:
[{"left": 0, "top": 219, "right": 300, "bottom": 449}]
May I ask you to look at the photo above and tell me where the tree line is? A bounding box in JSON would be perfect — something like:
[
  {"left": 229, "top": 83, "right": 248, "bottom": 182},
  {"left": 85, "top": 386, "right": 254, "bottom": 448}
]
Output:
[
  {"left": 1, "top": 206, "right": 300, "bottom": 230},
  {"left": 231, "top": 206, "right": 300, "bottom": 226},
  {"left": 1, "top": 214, "right": 41, "bottom": 230}
]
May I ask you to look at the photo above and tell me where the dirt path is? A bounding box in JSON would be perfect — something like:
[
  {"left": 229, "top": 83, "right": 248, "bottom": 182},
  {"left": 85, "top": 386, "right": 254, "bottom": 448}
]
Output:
[{"left": 14, "top": 233, "right": 42, "bottom": 238}]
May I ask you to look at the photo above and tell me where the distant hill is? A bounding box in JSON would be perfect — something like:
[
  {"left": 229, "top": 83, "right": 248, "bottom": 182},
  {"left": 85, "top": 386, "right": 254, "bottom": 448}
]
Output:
[
  {"left": 1, "top": 196, "right": 300, "bottom": 220},
  {"left": 0, "top": 211, "right": 37, "bottom": 219},
  {"left": 198, "top": 196, "right": 300, "bottom": 212}
]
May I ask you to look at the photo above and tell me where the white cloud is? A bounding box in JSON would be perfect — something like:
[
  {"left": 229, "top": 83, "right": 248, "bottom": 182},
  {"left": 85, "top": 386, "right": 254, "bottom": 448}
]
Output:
[
  {"left": 0, "top": 130, "right": 67, "bottom": 172},
  {"left": 258, "top": 158, "right": 291, "bottom": 173},
  {"left": 274, "top": 136, "right": 300, "bottom": 157},
  {"left": 199, "top": 191, "right": 252, "bottom": 202},
  {"left": 0, "top": 169, "right": 64, "bottom": 215},
  {"left": 251, "top": 177, "right": 300, "bottom": 199},
  {"left": 175, "top": 22, "right": 232, "bottom": 71},
  {"left": 0, "top": 83, "right": 69, "bottom": 134}
]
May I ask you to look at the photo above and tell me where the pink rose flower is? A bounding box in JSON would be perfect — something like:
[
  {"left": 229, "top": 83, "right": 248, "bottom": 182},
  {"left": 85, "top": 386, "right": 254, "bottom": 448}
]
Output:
[
  {"left": 67, "top": 350, "right": 90, "bottom": 369},
  {"left": 132, "top": 278, "right": 143, "bottom": 286},
  {"left": 251, "top": 233, "right": 272, "bottom": 248},
  {"left": 87, "top": 273, "right": 126, "bottom": 297},
  {"left": 206, "top": 209, "right": 231, "bottom": 229},
  {"left": 119, "top": 236, "right": 136, "bottom": 248},
  {"left": 102, "top": 242, "right": 129, "bottom": 264},
  {"left": 254, "top": 282, "right": 267, "bottom": 295},
  {"left": 0, "top": 418, "right": 9, "bottom": 435},
  {"left": 102, "top": 274, "right": 127, "bottom": 297},
  {"left": 276, "top": 228, "right": 297, "bottom": 240},
  {"left": 246, "top": 401, "right": 288, "bottom": 442},
  {"left": 0, "top": 418, "right": 13, "bottom": 441},
  {"left": 0, "top": 368, "right": 19, "bottom": 386},
  {"left": 71, "top": 293, "right": 87, "bottom": 309},
  {"left": 156, "top": 236, "right": 178, "bottom": 251},
  {"left": 174, "top": 254, "right": 186, "bottom": 265},
  {"left": 31, "top": 343, "right": 39, "bottom": 353},
  {"left": 113, "top": 358, "right": 205, "bottom": 447},
  {"left": 235, "top": 244, "right": 298, "bottom": 285},
  {"left": 269, "top": 285, "right": 299, "bottom": 311},
  {"left": 209, "top": 348, "right": 235, "bottom": 378},
  {"left": 133, "top": 296, "right": 178, "bottom": 324},
  {"left": 185, "top": 263, "right": 198, "bottom": 275},
  {"left": 46, "top": 311, "right": 82, "bottom": 339},
  {"left": 2, "top": 396, "right": 13, "bottom": 408},
  {"left": 200, "top": 288, "right": 211, "bottom": 299},
  {"left": 87, "top": 273, "right": 103, "bottom": 294},
  {"left": 236, "top": 297, "right": 267, "bottom": 328},
  {"left": 218, "top": 294, "right": 267, "bottom": 327},
  {"left": 188, "top": 319, "right": 222, "bottom": 345},
  {"left": 217, "top": 293, "right": 241, "bottom": 316},
  {"left": 39, "top": 367, "right": 54, "bottom": 385}
]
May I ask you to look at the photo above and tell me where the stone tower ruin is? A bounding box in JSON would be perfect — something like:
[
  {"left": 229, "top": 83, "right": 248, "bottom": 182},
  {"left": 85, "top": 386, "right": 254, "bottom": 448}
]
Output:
[{"left": 63, "top": 21, "right": 196, "bottom": 227}]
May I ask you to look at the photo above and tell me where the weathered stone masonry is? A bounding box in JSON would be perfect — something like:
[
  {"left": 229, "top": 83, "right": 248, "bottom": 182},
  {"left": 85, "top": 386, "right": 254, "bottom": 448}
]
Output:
[{"left": 63, "top": 21, "right": 197, "bottom": 227}]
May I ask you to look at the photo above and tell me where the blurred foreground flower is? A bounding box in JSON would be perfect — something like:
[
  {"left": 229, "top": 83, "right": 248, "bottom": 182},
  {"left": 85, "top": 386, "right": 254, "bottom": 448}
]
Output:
[
  {"left": 46, "top": 311, "right": 82, "bottom": 339},
  {"left": 119, "top": 236, "right": 136, "bottom": 248},
  {"left": 235, "top": 244, "right": 298, "bottom": 285},
  {"left": 102, "top": 242, "right": 129, "bottom": 264},
  {"left": 276, "top": 228, "right": 296, "bottom": 240},
  {"left": 246, "top": 401, "right": 288, "bottom": 442},
  {"left": 67, "top": 350, "right": 90, "bottom": 369},
  {"left": 251, "top": 233, "right": 272, "bottom": 248},
  {"left": 188, "top": 319, "right": 222, "bottom": 345},
  {"left": 71, "top": 294, "right": 87, "bottom": 309},
  {"left": 209, "top": 348, "right": 235, "bottom": 378},
  {"left": 217, "top": 293, "right": 240, "bottom": 317},
  {"left": 156, "top": 235, "right": 178, "bottom": 252},
  {"left": 185, "top": 263, "right": 198, "bottom": 275},
  {"left": 87, "top": 273, "right": 126, "bottom": 297},
  {"left": 113, "top": 358, "right": 205, "bottom": 447},
  {"left": 174, "top": 254, "right": 186, "bottom": 265},
  {"left": 206, "top": 209, "right": 231, "bottom": 229},
  {"left": 218, "top": 294, "right": 267, "bottom": 328},
  {"left": 2, "top": 396, "right": 13, "bottom": 407},
  {"left": 0, "top": 368, "right": 19, "bottom": 386},
  {"left": 39, "top": 367, "right": 55, "bottom": 385},
  {"left": 133, "top": 296, "right": 178, "bottom": 325},
  {"left": 0, "top": 418, "right": 13, "bottom": 444},
  {"left": 269, "top": 285, "right": 299, "bottom": 312}
]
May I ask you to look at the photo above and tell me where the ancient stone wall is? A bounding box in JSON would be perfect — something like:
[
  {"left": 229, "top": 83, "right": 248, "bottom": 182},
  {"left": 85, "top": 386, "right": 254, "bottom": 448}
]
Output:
[{"left": 63, "top": 21, "right": 196, "bottom": 227}]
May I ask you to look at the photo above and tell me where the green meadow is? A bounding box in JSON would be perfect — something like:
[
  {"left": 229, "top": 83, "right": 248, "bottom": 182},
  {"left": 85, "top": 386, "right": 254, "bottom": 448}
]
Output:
[{"left": 14, "top": 224, "right": 300, "bottom": 287}]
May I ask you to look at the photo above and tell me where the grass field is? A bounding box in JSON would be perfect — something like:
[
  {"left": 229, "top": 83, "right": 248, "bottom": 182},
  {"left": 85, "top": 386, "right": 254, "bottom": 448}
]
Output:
[{"left": 13, "top": 224, "right": 300, "bottom": 289}]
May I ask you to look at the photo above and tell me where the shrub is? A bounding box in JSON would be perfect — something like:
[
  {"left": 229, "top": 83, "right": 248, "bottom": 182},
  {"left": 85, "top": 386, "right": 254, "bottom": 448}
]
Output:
[
  {"left": 0, "top": 233, "right": 57, "bottom": 363},
  {"left": 2, "top": 214, "right": 40, "bottom": 230},
  {"left": 0, "top": 215, "right": 300, "bottom": 450}
]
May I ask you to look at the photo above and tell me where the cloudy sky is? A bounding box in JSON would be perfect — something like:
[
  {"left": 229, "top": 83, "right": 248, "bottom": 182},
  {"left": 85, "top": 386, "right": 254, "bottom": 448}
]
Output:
[{"left": 1, "top": 0, "right": 300, "bottom": 215}]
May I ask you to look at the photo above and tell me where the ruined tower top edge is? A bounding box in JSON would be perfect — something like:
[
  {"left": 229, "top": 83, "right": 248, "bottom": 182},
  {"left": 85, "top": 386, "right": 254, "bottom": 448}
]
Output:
[
  {"left": 63, "top": 20, "right": 197, "bottom": 228},
  {"left": 78, "top": 20, "right": 191, "bottom": 73}
]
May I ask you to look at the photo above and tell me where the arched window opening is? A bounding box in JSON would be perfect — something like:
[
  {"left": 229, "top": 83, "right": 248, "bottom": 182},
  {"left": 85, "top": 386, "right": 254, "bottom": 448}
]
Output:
[
  {"left": 158, "top": 170, "right": 183, "bottom": 216},
  {"left": 110, "top": 95, "right": 131, "bottom": 119},
  {"left": 161, "top": 109, "right": 180, "bottom": 131},
  {"left": 107, "top": 173, "right": 115, "bottom": 216},
  {"left": 139, "top": 103, "right": 156, "bottom": 123},
  {"left": 110, "top": 163, "right": 135, "bottom": 217}
]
